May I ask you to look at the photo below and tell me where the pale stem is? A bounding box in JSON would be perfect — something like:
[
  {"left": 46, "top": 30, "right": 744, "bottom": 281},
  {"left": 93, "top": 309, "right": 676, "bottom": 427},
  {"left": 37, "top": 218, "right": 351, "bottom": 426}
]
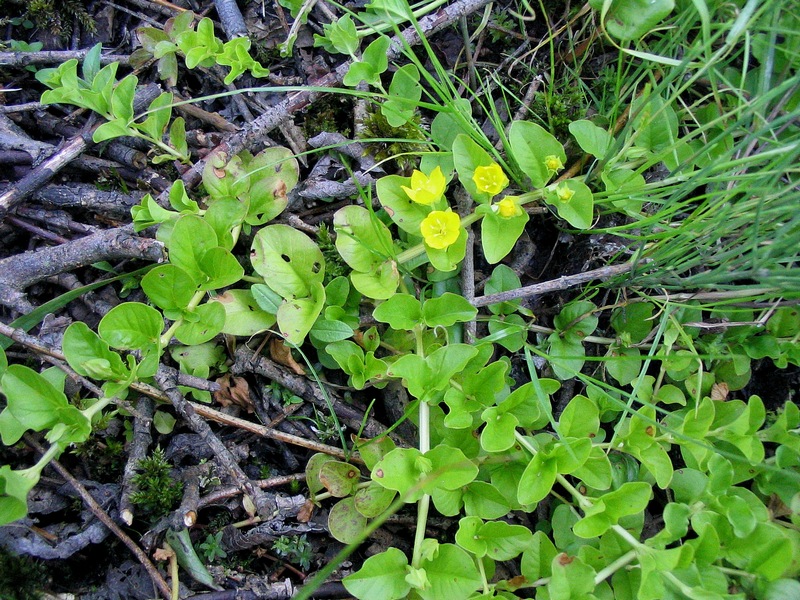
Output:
[{"left": 159, "top": 289, "right": 207, "bottom": 347}]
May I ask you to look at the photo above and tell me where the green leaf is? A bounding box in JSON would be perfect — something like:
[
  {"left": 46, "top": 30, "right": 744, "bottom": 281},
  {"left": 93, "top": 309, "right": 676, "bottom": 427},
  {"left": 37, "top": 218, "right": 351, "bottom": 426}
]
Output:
[
  {"left": 328, "top": 497, "right": 368, "bottom": 544},
  {"left": 418, "top": 544, "right": 482, "bottom": 600},
  {"left": 630, "top": 93, "right": 679, "bottom": 153},
  {"left": 382, "top": 64, "right": 421, "bottom": 127},
  {"left": 0, "top": 466, "right": 39, "bottom": 525},
  {"left": 62, "top": 322, "right": 129, "bottom": 381},
  {"left": 548, "top": 553, "right": 597, "bottom": 600},
  {"left": 196, "top": 246, "right": 244, "bottom": 290},
  {"left": 153, "top": 410, "right": 177, "bottom": 435},
  {"left": 606, "top": 346, "right": 642, "bottom": 386},
  {"left": 517, "top": 452, "right": 557, "bottom": 505},
  {"left": 611, "top": 303, "right": 654, "bottom": 344},
  {"left": 305, "top": 452, "right": 336, "bottom": 498},
  {"left": 343, "top": 547, "right": 411, "bottom": 600},
  {"left": 82, "top": 43, "right": 102, "bottom": 83},
  {"left": 251, "top": 224, "right": 325, "bottom": 299},
  {"left": 590, "top": 0, "right": 675, "bottom": 41},
  {"left": 1, "top": 365, "right": 82, "bottom": 434},
  {"left": 136, "top": 92, "right": 173, "bottom": 142},
  {"left": 508, "top": 120, "right": 566, "bottom": 188},
  {"left": 377, "top": 175, "right": 431, "bottom": 235},
  {"left": 521, "top": 531, "right": 559, "bottom": 581},
  {"left": 373, "top": 294, "right": 421, "bottom": 330},
  {"left": 547, "top": 334, "right": 586, "bottom": 379},
  {"left": 319, "top": 461, "right": 361, "bottom": 497},
  {"left": 98, "top": 302, "right": 163, "bottom": 350},
  {"left": 175, "top": 302, "right": 226, "bottom": 345},
  {"left": 554, "top": 300, "right": 598, "bottom": 339},
  {"left": 334, "top": 205, "right": 396, "bottom": 273},
  {"left": 110, "top": 74, "right": 137, "bottom": 123},
  {"left": 354, "top": 481, "right": 396, "bottom": 518},
  {"left": 93, "top": 119, "right": 135, "bottom": 143},
  {"left": 251, "top": 283, "right": 283, "bottom": 314},
  {"left": 568, "top": 120, "right": 613, "bottom": 158},
  {"left": 425, "top": 445, "right": 478, "bottom": 491},
  {"left": 211, "top": 289, "right": 277, "bottom": 337},
  {"left": 169, "top": 116, "right": 188, "bottom": 161},
  {"left": 276, "top": 281, "right": 325, "bottom": 345},
  {"left": 488, "top": 314, "right": 527, "bottom": 352},
  {"left": 142, "top": 264, "right": 196, "bottom": 311},
  {"left": 480, "top": 208, "right": 529, "bottom": 264},
  {"left": 314, "top": 14, "right": 359, "bottom": 56},
  {"left": 558, "top": 394, "right": 599, "bottom": 439},
  {"left": 544, "top": 179, "right": 594, "bottom": 229},
  {"left": 310, "top": 319, "right": 354, "bottom": 344},
  {"left": 165, "top": 527, "right": 222, "bottom": 590},
  {"left": 423, "top": 293, "right": 477, "bottom": 327},
  {"left": 202, "top": 153, "right": 250, "bottom": 202},
  {"left": 343, "top": 37, "right": 390, "bottom": 87},
  {"left": 461, "top": 481, "right": 509, "bottom": 520},
  {"left": 452, "top": 134, "right": 497, "bottom": 204},
  {"left": 243, "top": 147, "right": 298, "bottom": 225},
  {"left": 168, "top": 215, "right": 219, "bottom": 284},
  {"left": 355, "top": 435, "right": 396, "bottom": 471},
  {"left": 350, "top": 261, "right": 400, "bottom": 300},
  {"left": 484, "top": 264, "right": 521, "bottom": 315},
  {"left": 480, "top": 407, "right": 519, "bottom": 453},
  {"left": 573, "top": 481, "right": 652, "bottom": 538}
]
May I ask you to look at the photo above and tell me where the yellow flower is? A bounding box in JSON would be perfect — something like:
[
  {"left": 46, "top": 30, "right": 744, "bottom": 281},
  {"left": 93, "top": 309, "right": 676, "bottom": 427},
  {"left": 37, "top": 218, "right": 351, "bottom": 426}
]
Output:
[
  {"left": 544, "top": 155, "right": 564, "bottom": 175},
  {"left": 420, "top": 209, "right": 461, "bottom": 250},
  {"left": 473, "top": 163, "right": 509, "bottom": 196},
  {"left": 555, "top": 183, "right": 575, "bottom": 203},
  {"left": 401, "top": 166, "right": 446, "bottom": 205},
  {"left": 495, "top": 197, "right": 523, "bottom": 218}
]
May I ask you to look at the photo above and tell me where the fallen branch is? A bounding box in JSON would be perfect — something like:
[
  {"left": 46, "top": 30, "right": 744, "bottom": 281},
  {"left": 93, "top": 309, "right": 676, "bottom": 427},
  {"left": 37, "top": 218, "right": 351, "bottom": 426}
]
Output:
[
  {"left": 471, "top": 262, "right": 641, "bottom": 308},
  {"left": 0, "top": 225, "right": 166, "bottom": 313}
]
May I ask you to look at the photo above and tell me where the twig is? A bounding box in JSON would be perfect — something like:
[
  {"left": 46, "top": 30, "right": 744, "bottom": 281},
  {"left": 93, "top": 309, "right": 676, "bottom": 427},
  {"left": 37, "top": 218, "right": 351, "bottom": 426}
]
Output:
[
  {"left": 24, "top": 435, "right": 172, "bottom": 600},
  {"left": 119, "top": 396, "right": 155, "bottom": 526},
  {"left": 153, "top": 367, "right": 278, "bottom": 518},
  {"left": 214, "top": 0, "right": 249, "bottom": 39},
  {"left": 30, "top": 184, "right": 145, "bottom": 220},
  {"left": 0, "top": 50, "right": 130, "bottom": 68},
  {"left": 233, "top": 345, "right": 387, "bottom": 440},
  {"left": 0, "top": 133, "right": 91, "bottom": 223},
  {"left": 0, "top": 225, "right": 166, "bottom": 313},
  {"left": 198, "top": 473, "right": 306, "bottom": 509},
  {"left": 174, "top": 463, "right": 213, "bottom": 528},
  {"left": 471, "top": 262, "right": 641, "bottom": 308}
]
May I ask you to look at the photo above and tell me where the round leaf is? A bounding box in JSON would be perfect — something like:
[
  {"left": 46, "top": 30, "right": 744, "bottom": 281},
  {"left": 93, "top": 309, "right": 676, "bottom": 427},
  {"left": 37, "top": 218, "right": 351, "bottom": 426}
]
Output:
[
  {"left": 319, "top": 461, "right": 361, "bottom": 497},
  {"left": 328, "top": 497, "right": 368, "bottom": 544},
  {"left": 250, "top": 224, "right": 325, "bottom": 299},
  {"left": 99, "top": 302, "right": 163, "bottom": 350}
]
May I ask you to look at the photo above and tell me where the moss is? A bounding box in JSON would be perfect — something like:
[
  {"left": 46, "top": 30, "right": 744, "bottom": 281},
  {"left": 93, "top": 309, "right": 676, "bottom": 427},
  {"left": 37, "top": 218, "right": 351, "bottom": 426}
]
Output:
[
  {"left": 0, "top": 0, "right": 95, "bottom": 38},
  {"left": 129, "top": 447, "right": 183, "bottom": 521},
  {"left": 358, "top": 107, "right": 427, "bottom": 173},
  {"left": 0, "top": 548, "right": 48, "bottom": 600}
]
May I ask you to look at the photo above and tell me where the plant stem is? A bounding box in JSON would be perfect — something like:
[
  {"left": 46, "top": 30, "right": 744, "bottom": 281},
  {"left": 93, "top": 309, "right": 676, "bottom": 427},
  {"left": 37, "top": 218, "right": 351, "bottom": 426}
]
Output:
[
  {"left": 411, "top": 325, "right": 430, "bottom": 569},
  {"left": 159, "top": 289, "right": 207, "bottom": 347},
  {"left": 593, "top": 550, "right": 637, "bottom": 584}
]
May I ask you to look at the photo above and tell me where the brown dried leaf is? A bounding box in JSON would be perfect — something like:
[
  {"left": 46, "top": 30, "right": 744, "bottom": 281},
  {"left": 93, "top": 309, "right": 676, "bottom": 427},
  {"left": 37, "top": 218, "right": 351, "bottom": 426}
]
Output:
[
  {"left": 296, "top": 499, "right": 315, "bottom": 523},
  {"left": 270, "top": 337, "right": 306, "bottom": 375},
  {"left": 710, "top": 382, "right": 729, "bottom": 401},
  {"left": 214, "top": 373, "right": 254, "bottom": 412}
]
